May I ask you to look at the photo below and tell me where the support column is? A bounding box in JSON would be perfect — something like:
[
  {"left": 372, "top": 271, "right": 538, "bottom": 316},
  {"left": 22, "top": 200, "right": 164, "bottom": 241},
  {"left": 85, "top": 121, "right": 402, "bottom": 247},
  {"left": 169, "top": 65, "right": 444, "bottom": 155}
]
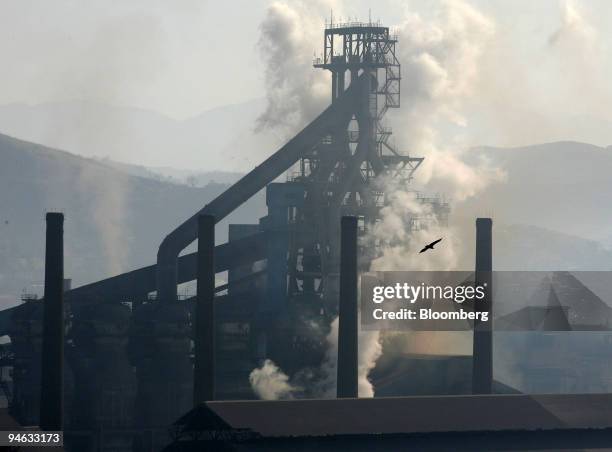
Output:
[
  {"left": 194, "top": 214, "right": 215, "bottom": 405},
  {"left": 337, "top": 216, "right": 358, "bottom": 398},
  {"left": 472, "top": 217, "right": 493, "bottom": 394},
  {"left": 337, "top": 69, "right": 345, "bottom": 95},
  {"left": 331, "top": 71, "right": 338, "bottom": 103},
  {"left": 40, "top": 212, "right": 64, "bottom": 431}
]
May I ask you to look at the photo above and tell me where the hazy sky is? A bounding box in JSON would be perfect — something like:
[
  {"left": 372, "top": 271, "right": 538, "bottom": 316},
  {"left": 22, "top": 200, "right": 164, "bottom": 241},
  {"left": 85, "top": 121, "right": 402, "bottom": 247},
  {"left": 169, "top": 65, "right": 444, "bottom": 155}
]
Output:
[{"left": 2, "top": 0, "right": 612, "bottom": 120}]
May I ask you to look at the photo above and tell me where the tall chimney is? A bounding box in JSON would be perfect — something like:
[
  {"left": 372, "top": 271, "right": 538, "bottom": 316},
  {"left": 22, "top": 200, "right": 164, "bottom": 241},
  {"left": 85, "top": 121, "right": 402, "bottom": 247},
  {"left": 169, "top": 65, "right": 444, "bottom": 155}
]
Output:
[
  {"left": 194, "top": 214, "right": 215, "bottom": 405},
  {"left": 40, "top": 212, "right": 64, "bottom": 430},
  {"left": 472, "top": 217, "right": 493, "bottom": 394},
  {"left": 337, "top": 216, "right": 358, "bottom": 398}
]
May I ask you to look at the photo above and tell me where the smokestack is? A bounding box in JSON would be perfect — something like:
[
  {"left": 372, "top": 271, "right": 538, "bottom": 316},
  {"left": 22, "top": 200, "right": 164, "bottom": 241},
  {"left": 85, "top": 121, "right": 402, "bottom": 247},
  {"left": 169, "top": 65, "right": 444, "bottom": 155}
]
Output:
[
  {"left": 194, "top": 214, "right": 215, "bottom": 405},
  {"left": 472, "top": 217, "right": 493, "bottom": 394},
  {"left": 40, "top": 212, "right": 64, "bottom": 430},
  {"left": 337, "top": 216, "right": 358, "bottom": 398}
]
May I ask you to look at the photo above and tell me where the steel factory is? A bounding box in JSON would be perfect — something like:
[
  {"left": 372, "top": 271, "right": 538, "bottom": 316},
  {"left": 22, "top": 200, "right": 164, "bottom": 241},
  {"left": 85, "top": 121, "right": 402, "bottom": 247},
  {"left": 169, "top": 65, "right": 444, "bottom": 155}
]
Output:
[{"left": 1, "top": 19, "right": 612, "bottom": 452}]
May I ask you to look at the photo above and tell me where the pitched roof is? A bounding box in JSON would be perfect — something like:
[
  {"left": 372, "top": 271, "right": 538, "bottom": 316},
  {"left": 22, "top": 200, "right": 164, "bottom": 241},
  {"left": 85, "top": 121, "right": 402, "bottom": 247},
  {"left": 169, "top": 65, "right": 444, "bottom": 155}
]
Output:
[{"left": 173, "top": 393, "right": 612, "bottom": 438}]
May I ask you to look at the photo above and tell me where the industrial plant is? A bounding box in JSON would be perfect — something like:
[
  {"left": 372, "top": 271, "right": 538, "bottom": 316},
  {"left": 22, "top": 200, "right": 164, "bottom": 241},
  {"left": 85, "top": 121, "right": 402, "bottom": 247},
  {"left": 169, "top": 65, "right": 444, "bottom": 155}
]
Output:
[{"left": 1, "top": 18, "right": 612, "bottom": 452}]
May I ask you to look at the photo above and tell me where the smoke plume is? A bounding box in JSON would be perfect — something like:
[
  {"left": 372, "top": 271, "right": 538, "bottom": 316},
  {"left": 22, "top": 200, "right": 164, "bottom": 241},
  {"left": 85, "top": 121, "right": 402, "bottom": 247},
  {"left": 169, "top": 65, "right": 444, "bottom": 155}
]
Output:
[
  {"left": 256, "top": 1, "right": 338, "bottom": 134},
  {"left": 546, "top": 0, "right": 610, "bottom": 120},
  {"left": 257, "top": 0, "right": 505, "bottom": 199},
  {"left": 76, "top": 161, "right": 130, "bottom": 276},
  {"left": 254, "top": 0, "right": 507, "bottom": 398},
  {"left": 549, "top": 0, "right": 596, "bottom": 50},
  {"left": 367, "top": 177, "right": 459, "bottom": 272},
  {"left": 390, "top": 0, "right": 504, "bottom": 201},
  {"left": 357, "top": 320, "right": 383, "bottom": 397},
  {"left": 249, "top": 359, "right": 299, "bottom": 400},
  {"left": 314, "top": 316, "right": 382, "bottom": 398}
]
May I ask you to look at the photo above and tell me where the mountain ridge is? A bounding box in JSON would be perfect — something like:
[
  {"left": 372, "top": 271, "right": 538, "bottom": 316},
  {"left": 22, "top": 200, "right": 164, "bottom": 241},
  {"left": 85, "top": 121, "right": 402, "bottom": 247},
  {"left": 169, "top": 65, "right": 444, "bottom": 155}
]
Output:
[
  {"left": 0, "top": 132, "right": 266, "bottom": 302},
  {"left": 2, "top": 132, "right": 611, "bottom": 309}
]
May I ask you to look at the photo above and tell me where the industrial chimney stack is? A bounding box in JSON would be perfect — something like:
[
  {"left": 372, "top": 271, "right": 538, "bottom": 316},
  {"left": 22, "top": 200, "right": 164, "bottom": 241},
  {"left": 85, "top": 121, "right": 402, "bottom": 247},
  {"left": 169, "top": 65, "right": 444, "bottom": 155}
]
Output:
[
  {"left": 40, "top": 212, "right": 64, "bottom": 431},
  {"left": 472, "top": 217, "right": 493, "bottom": 394},
  {"left": 337, "top": 216, "right": 358, "bottom": 398}
]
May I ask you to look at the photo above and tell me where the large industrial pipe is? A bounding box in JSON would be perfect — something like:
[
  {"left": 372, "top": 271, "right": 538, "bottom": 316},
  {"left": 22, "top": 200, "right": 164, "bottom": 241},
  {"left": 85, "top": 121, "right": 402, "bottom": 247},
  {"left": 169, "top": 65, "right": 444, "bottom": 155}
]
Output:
[
  {"left": 194, "top": 214, "right": 215, "bottom": 405},
  {"left": 155, "top": 75, "right": 365, "bottom": 303},
  {"left": 337, "top": 216, "right": 358, "bottom": 398},
  {"left": 472, "top": 217, "right": 493, "bottom": 394},
  {"left": 40, "top": 212, "right": 64, "bottom": 430}
]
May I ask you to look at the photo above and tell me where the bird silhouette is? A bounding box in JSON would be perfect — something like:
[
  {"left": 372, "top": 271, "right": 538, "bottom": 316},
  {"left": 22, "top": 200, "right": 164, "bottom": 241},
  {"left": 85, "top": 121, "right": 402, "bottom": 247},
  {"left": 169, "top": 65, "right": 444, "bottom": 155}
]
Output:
[{"left": 419, "top": 238, "right": 443, "bottom": 254}]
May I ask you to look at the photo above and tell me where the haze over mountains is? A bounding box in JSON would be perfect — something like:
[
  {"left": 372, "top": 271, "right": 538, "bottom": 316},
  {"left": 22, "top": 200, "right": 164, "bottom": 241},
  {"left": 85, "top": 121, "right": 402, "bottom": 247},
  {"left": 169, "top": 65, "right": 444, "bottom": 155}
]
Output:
[
  {"left": 458, "top": 142, "right": 612, "bottom": 245},
  {"left": 4, "top": 100, "right": 612, "bottom": 174},
  {"left": 0, "top": 99, "right": 279, "bottom": 172},
  {"left": 0, "top": 133, "right": 267, "bottom": 304},
  {"left": 1, "top": 100, "right": 612, "bottom": 307}
]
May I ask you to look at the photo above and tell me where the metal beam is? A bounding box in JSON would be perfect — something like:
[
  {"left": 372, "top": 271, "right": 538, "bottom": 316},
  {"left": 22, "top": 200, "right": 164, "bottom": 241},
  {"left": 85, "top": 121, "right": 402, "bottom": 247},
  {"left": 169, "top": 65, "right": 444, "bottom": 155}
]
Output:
[
  {"left": 64, "top": 232, "right": 266, "bottom": 302},
  {"left": 156, "top": 76, "right": 366, "bottom": 302}
]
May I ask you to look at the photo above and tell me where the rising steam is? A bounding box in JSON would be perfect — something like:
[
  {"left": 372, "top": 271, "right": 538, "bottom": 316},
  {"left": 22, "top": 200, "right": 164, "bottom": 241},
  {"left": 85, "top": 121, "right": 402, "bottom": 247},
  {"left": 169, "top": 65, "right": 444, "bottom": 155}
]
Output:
[
  {"left": 549, "top": 0, "right": 596, "bottom": 49},
  {"left": 546, "top": 0, "right": 610, "bottom": 120},
  {"left": 256, "top": 1, "right": 337, "bottom": 134},
  {"left": 76, "top": 161, "right": 130, "bottom": 276},
  {"left": 249, "top": 359, "right": 299, "bottom": 400},
  {"left": 252, "top": 0, "right": 608, "bottom": 396},
  {"left": 313, "top": 316, "right": 382, "bottom": 398},
  {"left": 390, "top": 0, "right": 504, "bottom": 201},
  {"left": 254, "top": 0, "right": 508, "bottom": 399},
  {"left": 368, "top": 179, "right": 459, "bottom": 272},
  {"left": 257, "top": 0, "right": 505, "bottom": 200}
]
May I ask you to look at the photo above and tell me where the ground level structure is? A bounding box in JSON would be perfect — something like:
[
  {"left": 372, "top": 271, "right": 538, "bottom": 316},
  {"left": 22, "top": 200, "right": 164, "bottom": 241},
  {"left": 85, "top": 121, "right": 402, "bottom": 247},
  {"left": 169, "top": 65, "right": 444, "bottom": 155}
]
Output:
[{"left": 163, "top": 392, "right": 612, "bottom": 450}]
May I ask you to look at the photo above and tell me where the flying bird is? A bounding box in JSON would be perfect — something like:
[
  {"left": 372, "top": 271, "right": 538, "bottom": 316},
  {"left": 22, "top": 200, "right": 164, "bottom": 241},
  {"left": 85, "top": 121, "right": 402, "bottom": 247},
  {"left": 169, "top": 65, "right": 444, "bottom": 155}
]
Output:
[{"left": 419, "top": 238, "right": 443, "bottom": 254}]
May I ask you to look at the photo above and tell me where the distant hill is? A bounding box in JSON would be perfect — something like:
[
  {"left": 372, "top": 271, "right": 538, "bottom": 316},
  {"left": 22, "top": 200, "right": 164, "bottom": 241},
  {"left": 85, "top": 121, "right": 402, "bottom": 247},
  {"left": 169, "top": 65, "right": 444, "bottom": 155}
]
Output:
[
  {"left": 0, "top": 99, "right": 279, "bottom": 172},
  {"left": 0, "top": 133, "right": 266, "bottom": 303},
  {"left": 93, "top": 158, "right": 244, "bottom": 186},
  {"left": 456, "top": 141, "right": 612, "bottom": 244},
  {"left": 2, "top": 101, "right": 610, "bottom": 241},
  {"left": 449, "top": 220, "right": 612, "bottom": 274},
  {"left": 2, "top": 132, "right": 612, "bottom": 309},
  {"left": 494, "top": 223, "right": 612, "bottom": 271}
]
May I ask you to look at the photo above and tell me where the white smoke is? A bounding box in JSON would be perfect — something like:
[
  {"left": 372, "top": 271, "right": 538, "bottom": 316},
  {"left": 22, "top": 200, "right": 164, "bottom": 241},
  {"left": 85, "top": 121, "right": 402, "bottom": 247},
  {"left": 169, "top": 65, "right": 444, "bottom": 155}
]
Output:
[
  {"left": 365, "top": 174, "right": 475, "bottom": 360},
  {"left": 315, "top": 316, "right": 382, "bottom": 398},
  {"left": 254, "top": 0, "right": 507, "bottom": 398},
  {"left": 464, "top": 0, "right": 612, "bottom": 147},
  {"left": 396, "top": 1, "right": 494, "bottom": 128},
  {"left": 256, "top": 1, "right": 386, "bottom": 396},
  {"left": 368, "top": 186, "right": 458, "bottom": 272},
  {"left": 546, "top": 0, "right": 610, "bottom": 120},
  {"left": 60, "top": 14, "right": 166, "bottom": 277},
  {"left": 249, "top": 359, "right": 299, "bottom": 400},
  {"left": 390, "top": 0, "right": 504, "bottom": 201},
  {"left": 549, "top": 0, "right": 597, "bottom": 50},
  {"left": 357, "top": 322, "right": 383, "bottom": 397},
  {"left": 257, "top": 0, "right": 505, "bottom": 199},
  {"left": 76, "top": 163, "right": 130, "bottom": 276},
  {"left": 256, "top": 0, "right": 339, "bottom": 134},
  {"left": 364, "top": 0, "right": 509, "bottom": 276}
]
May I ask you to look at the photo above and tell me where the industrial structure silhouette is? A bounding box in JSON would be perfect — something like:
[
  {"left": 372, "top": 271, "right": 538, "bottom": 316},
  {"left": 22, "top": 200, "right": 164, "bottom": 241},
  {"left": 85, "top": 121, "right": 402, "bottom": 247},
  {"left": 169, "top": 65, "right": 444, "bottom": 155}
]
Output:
[{"left": 0, "top": 20, "right": 610, "bottom": 452}]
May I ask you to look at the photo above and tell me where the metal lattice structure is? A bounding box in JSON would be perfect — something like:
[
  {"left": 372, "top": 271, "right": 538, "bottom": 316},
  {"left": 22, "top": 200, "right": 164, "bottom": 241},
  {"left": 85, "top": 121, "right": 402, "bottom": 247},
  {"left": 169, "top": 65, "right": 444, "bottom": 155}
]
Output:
[
  {"left": 0, "top": 21, "right": 451, "bottom": 450},
  {"left": 289, "top": 22, "right": 424, "bottom": 310}
]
